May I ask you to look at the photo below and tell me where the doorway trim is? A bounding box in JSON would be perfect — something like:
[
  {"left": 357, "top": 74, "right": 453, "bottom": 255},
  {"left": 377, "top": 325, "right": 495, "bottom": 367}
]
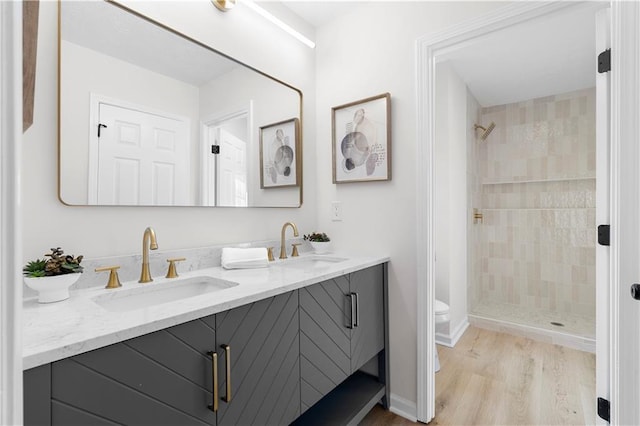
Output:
[
  {"left": 0, "top": 1, "right": 23, "bottom": 423},
  {"left": 609, "top": 2, "right": 640, "bottom": 423},
  {"left": 415, "top": 1, "right": 603, "bottom": 422},
  {"left": 200, "top": 101, "right": 253, "bottom": 206}
]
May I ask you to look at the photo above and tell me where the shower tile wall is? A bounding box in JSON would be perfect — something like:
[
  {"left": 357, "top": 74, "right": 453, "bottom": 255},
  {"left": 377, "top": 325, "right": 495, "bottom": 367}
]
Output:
[{"left": 472, "top": 88, "right": 596, "bottom": 338}]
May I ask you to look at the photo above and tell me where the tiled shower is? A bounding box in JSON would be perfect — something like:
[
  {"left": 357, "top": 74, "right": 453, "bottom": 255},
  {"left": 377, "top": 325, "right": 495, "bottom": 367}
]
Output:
[{"left": 468, "top": 88, "right": 596, "bottom": 341}]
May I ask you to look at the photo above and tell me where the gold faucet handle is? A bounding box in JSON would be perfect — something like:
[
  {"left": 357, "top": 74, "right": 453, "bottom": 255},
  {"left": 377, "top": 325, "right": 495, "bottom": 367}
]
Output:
[
  {"left": 95, "top": 265, "right": 122, "bottom": 289},
  {"left": 473, "top": 208, "right": 484, "bottom": 224},
  {"left": 291, "top": 243, "right": 301, "bottom": 258},
  {"left": 166, "top": 257, "right": 186, "bottom": 279},
  {"left": 267, "top": 247, "right": 275, "bottom": 262}
]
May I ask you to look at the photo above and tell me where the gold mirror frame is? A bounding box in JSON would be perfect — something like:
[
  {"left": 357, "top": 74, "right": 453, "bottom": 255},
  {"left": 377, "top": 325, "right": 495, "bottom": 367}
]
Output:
[{"left": 58, "top": 0, "right": 303, "bottom": 208}]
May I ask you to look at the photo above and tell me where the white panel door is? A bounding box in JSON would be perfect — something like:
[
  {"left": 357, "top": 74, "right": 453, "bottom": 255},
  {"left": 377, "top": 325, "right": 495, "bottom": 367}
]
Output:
[
  {"left": 217, "top": 128, "right": 248, "bottom": 207},
  {"left": 95, "top": 103, "right": 189, "bottom": 205}
]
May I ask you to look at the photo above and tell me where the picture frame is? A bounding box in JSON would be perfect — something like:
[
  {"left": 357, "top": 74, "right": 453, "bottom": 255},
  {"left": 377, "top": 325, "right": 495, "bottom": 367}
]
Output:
[
  {"left": 259, "top": 118, "right": 300, "bottom": 189},
  {"left": 332, "top": 93, "right": 391, "bottom": 183}
]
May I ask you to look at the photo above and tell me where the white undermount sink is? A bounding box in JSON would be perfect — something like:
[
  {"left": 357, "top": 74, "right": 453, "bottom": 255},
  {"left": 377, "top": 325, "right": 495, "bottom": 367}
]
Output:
[
  {"left": 92, "top": 276, "right": 238, "bottom": 312},
  {"left": 274, "top": 255, "right": 348, "bottom": 270}
]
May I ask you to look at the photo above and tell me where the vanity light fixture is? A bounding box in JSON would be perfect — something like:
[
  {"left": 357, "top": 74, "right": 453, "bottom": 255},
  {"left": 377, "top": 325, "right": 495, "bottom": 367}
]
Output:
[
  {"left": 212, "top": 0, "right": 236, "bottom": 12},
  {"left": 242, "top": 0, "right": 316, "bottom": 49}
]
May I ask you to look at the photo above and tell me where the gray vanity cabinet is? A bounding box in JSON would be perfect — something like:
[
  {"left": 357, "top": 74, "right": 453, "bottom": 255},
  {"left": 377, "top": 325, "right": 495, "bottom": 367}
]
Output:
[
  {"left": 299, "top": 274, "right": 351, "bottom": 411},
  {"left": 299, "top": 264, "right": 385, "bottom": 412},
  {"left": 50, "top": 315, "right": 218, "bottom": 425},
  {"left": 24, "top": 364, "right": 51, "bottom": 426},
  {"left": 24, "top": 263, "right": 387, "bottom": 426},
  {"left": 349, "top": 264, "right": 385, "bottom": 371},
  {"left": 24, "top": 292, "right": 299, "bottom": 426},
  {"left": 214, "top": 290, "right": 300, "bottom": 426}
]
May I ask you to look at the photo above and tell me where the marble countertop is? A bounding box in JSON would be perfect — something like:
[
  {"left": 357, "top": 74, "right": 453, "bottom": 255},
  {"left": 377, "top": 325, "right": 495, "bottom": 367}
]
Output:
[{"left": 23, "top": 252, "right": 389, "bottom": 370}]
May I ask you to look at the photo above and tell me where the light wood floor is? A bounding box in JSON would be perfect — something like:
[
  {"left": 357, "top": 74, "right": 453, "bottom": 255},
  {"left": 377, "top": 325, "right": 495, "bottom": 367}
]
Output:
[{"left": 360, "top": 326, "right": 596, "bottom": 425}]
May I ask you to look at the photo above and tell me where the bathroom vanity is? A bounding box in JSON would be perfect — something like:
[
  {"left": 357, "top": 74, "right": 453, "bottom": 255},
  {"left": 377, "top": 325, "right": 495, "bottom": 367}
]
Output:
[{"left": 23, "top": 255, "right": 389, "bottom": 425}]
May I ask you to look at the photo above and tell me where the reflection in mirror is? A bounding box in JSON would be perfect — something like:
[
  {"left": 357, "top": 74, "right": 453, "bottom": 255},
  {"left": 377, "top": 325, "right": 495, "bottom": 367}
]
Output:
[{"left": 59, "top": 1, "right": 302, "bottom": 207}]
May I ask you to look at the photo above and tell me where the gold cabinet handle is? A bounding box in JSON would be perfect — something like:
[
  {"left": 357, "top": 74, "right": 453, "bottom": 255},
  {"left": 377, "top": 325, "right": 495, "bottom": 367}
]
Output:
[
  {"left": 166, "top": 257, "right": 186, "bottom": 278},
  {"left": 94, "top": 265, "right": 121, "bottom": 289},
  {"left": 206, "top": 351, "right": 218, "bottom": 412},
  {"left": 221, "top": 344, "right": 231, "bottom": 403}
]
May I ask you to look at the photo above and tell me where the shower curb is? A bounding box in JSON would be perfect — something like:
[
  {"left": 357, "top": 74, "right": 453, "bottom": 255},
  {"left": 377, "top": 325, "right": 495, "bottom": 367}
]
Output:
[{"left": 469, "top": 313, "right": 596, "bottom": 353}]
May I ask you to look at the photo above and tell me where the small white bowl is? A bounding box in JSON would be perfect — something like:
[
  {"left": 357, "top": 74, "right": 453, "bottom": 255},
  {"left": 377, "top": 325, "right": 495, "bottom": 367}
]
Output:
[
  {"left": 309, "top": 241, "right": 332, "bottom": 254},
  {"left": 24, "top": 273, "right": 81, "bottom": 303}
]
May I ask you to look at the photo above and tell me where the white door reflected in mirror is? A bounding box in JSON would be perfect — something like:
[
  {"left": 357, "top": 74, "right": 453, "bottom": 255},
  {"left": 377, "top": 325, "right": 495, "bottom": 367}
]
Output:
[
  {"left": 217, "top": 128, "right": 248, "bottom": 207},
  {"left": 90, "top": 99, "right": 190, "bottom": 206}
]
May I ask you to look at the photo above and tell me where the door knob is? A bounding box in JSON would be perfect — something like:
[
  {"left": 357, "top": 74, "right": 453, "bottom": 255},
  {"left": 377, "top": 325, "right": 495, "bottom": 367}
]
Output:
[{"left": 631, "top": 283, "right": 640, "bottom": 300}]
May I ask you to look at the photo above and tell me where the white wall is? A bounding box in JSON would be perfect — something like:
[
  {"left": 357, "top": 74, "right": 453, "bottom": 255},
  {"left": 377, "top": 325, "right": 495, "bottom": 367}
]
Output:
[
  {"left": 314, "top": 0, "right": 506, "bottom": 407},
  {"left": 23, "top": 1, "right": 316, "bottom": 262},
  {"left": 434, "top": 62, "right": 468, "bottom": 339},
  {"left": 434, "top": 63, "right": 451, "bottom": 313}
]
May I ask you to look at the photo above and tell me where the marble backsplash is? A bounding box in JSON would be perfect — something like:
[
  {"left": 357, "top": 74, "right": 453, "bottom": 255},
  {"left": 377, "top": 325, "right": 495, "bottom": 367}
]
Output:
[{"left": 23, "top": 237, "right": 308, "bottom": 298}]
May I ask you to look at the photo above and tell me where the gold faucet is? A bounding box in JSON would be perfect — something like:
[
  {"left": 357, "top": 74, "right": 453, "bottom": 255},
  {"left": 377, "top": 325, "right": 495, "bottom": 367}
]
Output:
[
  {"left": 280, "top": 222, "right": 299, "bottom": 259},
  {"left": 139, "top": 227, "right": 158, "bottom": 283}
]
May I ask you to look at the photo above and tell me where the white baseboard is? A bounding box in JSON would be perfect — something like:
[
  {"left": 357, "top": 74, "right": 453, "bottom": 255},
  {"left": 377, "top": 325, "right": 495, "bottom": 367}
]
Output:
[
  {"left": 389, "top": 393, "right": 417, "bottom": 422},
  {"left": 435, "top": 317, "right": 469, "bottom": 348}
]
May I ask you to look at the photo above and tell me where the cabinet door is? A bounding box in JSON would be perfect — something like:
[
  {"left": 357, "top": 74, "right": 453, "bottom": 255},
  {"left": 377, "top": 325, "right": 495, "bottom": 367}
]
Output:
[
  {"left": 215, "top": 291, "right": 300, "bottom": 426},
  {"left": 350, "top": 264, "right": 385, "bottom": 372},
  {"left": 299, "top": 275, "right": 351, "bottom": 412},
  {"left": 51, "top": 316, "right": 217, "bottom": 426},
  {"left": 24, "top": 364, "right": 51, "bottom": 426}
]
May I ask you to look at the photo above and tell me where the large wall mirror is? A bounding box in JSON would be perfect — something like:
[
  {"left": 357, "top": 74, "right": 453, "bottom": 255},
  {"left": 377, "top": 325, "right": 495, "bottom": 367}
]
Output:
[{"left": 59, "top": 1, "right": 302, "bottom": 207}]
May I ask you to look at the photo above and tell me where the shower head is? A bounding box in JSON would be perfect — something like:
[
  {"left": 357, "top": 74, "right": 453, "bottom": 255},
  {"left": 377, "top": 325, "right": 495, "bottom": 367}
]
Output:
[{"left": 474, "top": 122, "right": 495, "bottom": 141}]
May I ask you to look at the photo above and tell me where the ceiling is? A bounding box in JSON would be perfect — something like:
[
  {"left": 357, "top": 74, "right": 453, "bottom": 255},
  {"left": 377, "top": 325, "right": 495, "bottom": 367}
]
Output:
[
  {"left": 279, "top": 1, "right": 365, "bottom": 28},
  {"left": 279, "top": 1, "right": 606, "bottom": 107},
  {"left": 428, "top": 3, "right": 606, "bottom": 106},
  {"left": 61, "top": 1, "right": 239, "bottom": 87}
]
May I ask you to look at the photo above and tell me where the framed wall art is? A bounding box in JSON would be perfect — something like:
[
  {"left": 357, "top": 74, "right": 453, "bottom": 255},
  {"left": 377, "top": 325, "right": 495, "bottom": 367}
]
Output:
[
  {"left": 332, "top": 93, "right": 391, "bottom": 183},
  {"left": 260, "top": 118, "right": 300, "bottom": 189}
]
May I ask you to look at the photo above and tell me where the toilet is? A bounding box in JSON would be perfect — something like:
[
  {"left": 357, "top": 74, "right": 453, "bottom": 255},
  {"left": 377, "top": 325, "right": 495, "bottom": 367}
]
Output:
[{"left": 434, "top": 299, "right": 450, "bottom": 372}]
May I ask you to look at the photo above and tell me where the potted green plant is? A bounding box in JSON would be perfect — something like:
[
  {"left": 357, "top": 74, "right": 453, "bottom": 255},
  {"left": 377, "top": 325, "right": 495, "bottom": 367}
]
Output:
[
  {"left": 303, "top": 232, "right": 332, "bottom": 254},
  {"left": 23, "top": 247, "right": 84, "bottom": 303}
]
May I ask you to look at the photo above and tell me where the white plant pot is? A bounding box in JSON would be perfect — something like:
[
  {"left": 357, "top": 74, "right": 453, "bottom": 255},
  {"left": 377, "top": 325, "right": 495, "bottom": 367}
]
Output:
[
  {"left": 310, "top": 241, "right": 332, "bottom": 254},
  {"left": 24, "top": 273, "right": 81, "bottom": 303}
]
